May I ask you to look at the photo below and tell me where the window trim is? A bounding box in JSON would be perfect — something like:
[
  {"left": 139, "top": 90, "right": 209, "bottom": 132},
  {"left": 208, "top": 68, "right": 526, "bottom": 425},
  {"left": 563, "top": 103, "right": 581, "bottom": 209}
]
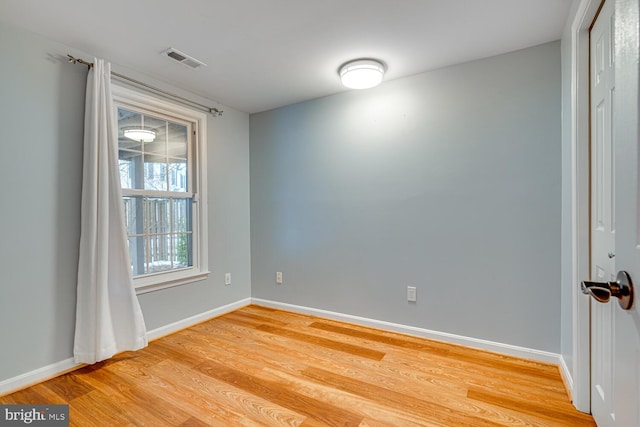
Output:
[{"left": 112, "top": 84, "right": 209, "bottom": 294}]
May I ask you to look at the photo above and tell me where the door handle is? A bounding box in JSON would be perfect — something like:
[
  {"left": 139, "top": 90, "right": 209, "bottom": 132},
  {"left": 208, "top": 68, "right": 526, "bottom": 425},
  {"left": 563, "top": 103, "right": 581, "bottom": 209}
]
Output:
[{"left": 581, "top": 270, "right": 634, "bottom": 310}]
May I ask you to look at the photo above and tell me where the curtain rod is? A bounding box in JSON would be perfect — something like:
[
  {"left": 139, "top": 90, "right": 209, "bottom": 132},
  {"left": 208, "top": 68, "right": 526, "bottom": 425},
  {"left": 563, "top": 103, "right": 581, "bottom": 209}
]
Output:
[{"left": 67, "top": 54, "right": 223, "bottom": 117}]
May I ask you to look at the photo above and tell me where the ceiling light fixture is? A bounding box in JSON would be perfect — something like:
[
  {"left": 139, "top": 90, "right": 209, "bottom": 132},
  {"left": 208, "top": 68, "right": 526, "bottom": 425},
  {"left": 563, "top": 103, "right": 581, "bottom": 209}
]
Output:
[
  {"left": 124, "top": 129, "right": 156, "bottom": 142},
  {"left": 339, "top": 59, "right": 385, "bottom": 89}
]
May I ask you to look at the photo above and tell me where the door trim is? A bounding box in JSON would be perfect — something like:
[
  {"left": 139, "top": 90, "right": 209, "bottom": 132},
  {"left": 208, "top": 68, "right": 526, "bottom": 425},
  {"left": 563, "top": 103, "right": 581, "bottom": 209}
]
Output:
[{"left": 567, "top": 0, "right": 604, "bottom": 413}]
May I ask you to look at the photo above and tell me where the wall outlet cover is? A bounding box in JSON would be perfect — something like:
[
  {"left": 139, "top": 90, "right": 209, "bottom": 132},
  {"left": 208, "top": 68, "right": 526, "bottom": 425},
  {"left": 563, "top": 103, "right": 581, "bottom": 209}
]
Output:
[{"left": 407, "top": 286, "right": 417, "bottom": 302}]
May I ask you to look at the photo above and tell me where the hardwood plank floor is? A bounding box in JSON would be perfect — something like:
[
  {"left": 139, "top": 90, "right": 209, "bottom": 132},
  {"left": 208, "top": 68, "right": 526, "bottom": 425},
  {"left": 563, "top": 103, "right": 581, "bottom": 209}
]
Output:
[{"left": 1, "top": 305, "right": 596, "bottom": 426}]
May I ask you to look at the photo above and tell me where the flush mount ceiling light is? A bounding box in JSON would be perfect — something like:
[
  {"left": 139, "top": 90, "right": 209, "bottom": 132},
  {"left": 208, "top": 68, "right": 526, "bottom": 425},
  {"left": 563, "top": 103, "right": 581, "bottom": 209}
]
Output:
[
  {"left": 339, "top": 59, "right": 385, "bottom": 89},
  {"left": 124, "top": 129, "right": 156, "bottom": 142}
]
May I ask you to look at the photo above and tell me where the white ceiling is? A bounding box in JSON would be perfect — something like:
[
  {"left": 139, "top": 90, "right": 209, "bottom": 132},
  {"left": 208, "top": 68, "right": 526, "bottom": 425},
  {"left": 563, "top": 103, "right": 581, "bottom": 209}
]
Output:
[{"left": 0, "top": 0, "right": 573, "bottom": 114}]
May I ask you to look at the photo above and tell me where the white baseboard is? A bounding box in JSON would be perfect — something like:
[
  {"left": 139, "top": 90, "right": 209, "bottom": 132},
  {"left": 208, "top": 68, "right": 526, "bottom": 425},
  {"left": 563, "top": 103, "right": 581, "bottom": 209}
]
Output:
[
  {"left": 146, "top": 297, "right": 252, "bottom": 341},
  {"left": 559, "top": 354, "right": 575, "bottom": 401},
  {"left": 2, "top": 297, "right": 562, "bottom": 397},
  {"left": 0, "top": 297, "right": 252, "bottom": 397},
  {"left": 251, "top": 298, "right": 562, "bottom": 365},
  {"left": 0, "top": 358, "right": 80, "bottom": 397}
]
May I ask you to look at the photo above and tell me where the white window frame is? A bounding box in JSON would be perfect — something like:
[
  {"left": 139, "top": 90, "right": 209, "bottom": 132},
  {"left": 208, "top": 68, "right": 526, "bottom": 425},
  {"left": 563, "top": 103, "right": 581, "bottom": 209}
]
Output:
[{"left": 112, "top": 84, "right": 209, "bottom": 294}]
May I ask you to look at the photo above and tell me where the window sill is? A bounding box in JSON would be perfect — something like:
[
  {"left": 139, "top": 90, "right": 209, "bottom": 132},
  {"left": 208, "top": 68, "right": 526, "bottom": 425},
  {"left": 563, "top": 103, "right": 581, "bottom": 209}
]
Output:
[{"left": 134, "top": 270, "right": 211, "bottom": 295}]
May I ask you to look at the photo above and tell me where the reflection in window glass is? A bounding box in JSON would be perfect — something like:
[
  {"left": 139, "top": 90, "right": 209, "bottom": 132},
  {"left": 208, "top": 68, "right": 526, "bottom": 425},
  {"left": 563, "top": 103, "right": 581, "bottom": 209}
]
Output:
[
  {"left": 172, "top": 198, "right": 190, "bottom": 232},
  {"left": 118, "top": 106, "right": 193, "bottom": 278},
  {"left": 144, "top": 160, "right": 168, "bottom": 192},
  {"left": 169, "top": 160, "right": 187, "bottom": 192},
  {"left": 117, "top": 108, "right": 189, "bottom": 193},
  {"left": 173, "top": 234, "right": 192, "bottom": 268}
]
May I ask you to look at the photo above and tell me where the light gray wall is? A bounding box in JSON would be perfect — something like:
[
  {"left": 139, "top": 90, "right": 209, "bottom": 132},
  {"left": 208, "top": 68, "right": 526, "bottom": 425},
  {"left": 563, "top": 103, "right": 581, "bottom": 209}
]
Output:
[
  {"left": 0, "top": 23, "right": 85, "bottom": 383},
  {"left": 251, "top": 41, "right": 562, "bottom": 352},
  {"left": 0, "top": 22, "right": 251, "bottom": 383}
]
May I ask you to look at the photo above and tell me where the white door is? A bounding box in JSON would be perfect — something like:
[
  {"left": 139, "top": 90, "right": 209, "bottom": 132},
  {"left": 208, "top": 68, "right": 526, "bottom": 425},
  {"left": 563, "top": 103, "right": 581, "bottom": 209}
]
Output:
[
  {"left": 611, "top": 0, "right": 640, "bottom": 425},
  {"left": 590, "top": 0, "right": 616, "bottom": 425},
  {"left": 587, "top": 0, "right": 640, "bottom": 425}
]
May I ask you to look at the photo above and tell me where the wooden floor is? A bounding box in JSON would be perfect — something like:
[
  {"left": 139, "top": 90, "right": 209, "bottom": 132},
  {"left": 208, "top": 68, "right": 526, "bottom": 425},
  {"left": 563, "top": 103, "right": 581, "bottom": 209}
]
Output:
[{"left": 1, "top": 305, "right": 596, "bottom": 426}]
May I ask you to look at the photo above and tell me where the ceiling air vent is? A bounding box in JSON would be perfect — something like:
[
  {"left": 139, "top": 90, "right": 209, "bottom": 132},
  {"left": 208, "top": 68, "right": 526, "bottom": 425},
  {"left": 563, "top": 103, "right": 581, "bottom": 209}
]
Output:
[{"left": 163, "top": 48, "right": 207, "bottom": 69}]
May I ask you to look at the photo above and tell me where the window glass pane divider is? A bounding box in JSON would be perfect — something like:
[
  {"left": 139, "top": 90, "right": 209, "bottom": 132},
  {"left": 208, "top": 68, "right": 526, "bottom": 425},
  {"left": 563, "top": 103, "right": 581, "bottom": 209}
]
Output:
[
  {"left": 121, "top": 189, "right": 194, "bottom": 198},
  {"left": 130, "top": 232, "right": 192, "bottom": 238},
  {"left": 169, "top": 197, "right": 174, "bottom": 270}
]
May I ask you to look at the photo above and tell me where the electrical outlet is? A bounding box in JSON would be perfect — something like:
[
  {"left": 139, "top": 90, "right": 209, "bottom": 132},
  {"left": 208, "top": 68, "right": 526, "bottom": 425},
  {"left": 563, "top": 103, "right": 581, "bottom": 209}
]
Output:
[
  {"left": 407, "top": 286, "right": 417, "bottom": 302},
  {"left": 225, "top": 273, "right": 231, "bottom": 286},
  {"left": 276, "top": 271, "right": 283, "bottom": 284}
]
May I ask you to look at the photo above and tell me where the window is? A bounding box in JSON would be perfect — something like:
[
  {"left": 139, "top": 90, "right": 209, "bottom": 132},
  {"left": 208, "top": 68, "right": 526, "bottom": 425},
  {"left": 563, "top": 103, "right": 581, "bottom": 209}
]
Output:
[{"left": 113, "top": 85, "right": 209, "bottom": 293}]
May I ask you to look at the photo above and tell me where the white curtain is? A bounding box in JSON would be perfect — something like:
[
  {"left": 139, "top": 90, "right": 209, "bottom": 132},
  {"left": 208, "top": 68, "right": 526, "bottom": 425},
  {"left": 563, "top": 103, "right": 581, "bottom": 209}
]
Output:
[{"left": 74, "top": 59, "right": 148, "bottom": 364}]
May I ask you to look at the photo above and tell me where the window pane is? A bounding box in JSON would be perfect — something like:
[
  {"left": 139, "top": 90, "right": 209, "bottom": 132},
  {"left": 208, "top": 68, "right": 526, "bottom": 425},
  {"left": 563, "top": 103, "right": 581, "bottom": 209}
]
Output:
[
  {"left": 144, "top": 159, "right": 168, "bottom": 191},
  {"left": 146, "top": 197, "right": 171, "bottom": 274},
  {"left": 118, "top": 107, "right": 191, "bottom": 193},
  {"left": 119, "top": 151, "right": 143, "bottom": 190},
  {"left": 144, "top": 115, "right": 167, "bottom": 157},
  {"left": 147, "top": 198, "right": 170, "bottom": 235},
  {"left": 118, "top": 108, "right": 143, "bottom": 151},
  {"left": 168, "top": 122, "right": 188, "bottom": 160},
  {"left": 173, "top": 233, "right": 192, "bottom": 268},
  {"left": 168, "top": 122, "right": 188, "bottom": 192},
  {"left": 147, "top": 234, "right": 172, "bottom": 273},
  {"left": 123, "top": 196, "right": 195, "bottom": 277},
  {"left": 172, "top": 198, "right": 191, "bottom": 232},
  {"left": 123, "top": 195, "right": 145, "bottom": 235},
  {"left": 168, "top": 159, "right": 187, "bottom": 192}
]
